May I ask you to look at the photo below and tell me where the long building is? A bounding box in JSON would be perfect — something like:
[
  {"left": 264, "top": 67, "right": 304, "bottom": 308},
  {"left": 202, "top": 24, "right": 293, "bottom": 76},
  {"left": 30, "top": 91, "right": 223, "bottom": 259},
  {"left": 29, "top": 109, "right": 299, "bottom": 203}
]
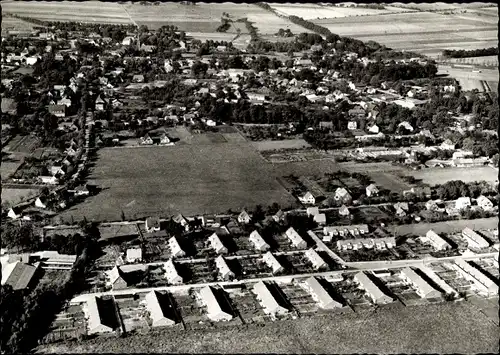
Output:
[
  {"left": 324, "top": 224, "right": 369, "bottom": 238},
  {"left": 208, "top": 233, "right": 228, "bottom": 254},
  {"left": 84, "top": 296, "right": 117, "bottom": 335},
  {"left": 285, "top": 227, "right": 307, "bottom": 249},
  {"left": 253, "top": 281, "right": 289, "bottom": 316},
  {"left": 462, "top": 228, "right": 489, "bottom": 249},
  {"left": 417, "top": 265, "right": 457, "bottom": 296},
  {"left": 304, "top": 248, "right": 327, "bottom": 270},
  {"left": 198, "top": 286, "right": 233, "bottom": 322},
  {"left": 425, "top": 230, "right": 451, "bottom": 250},
  {"left": 354, "top": 272, "right": 393, "bottom": 305},
  {"left": 262, "top": 252, "right": 284, "bottom": 274},
  {"left": 215, "top": 255, "right": 235, "bottom": 281},
  {"left": 163, "top": 259, "right": 183, "bottom": 284},
  {"left": 304, "top": 277, "right": 343, "bottom": 309},
  {"left": 249, "top": 230, "right": 270, "bottom": 252},
  {"left": 453, "top": 259, "right": 498, "bottom": 297},
  {"left": 400, "top": 267, "right": 441, "bottom": 299},
  {"left": 168, "top": 236, "right": 186, "bottom": 258},
  {"left": 144, "top": 290, "right": 177, "bottom": 327}
]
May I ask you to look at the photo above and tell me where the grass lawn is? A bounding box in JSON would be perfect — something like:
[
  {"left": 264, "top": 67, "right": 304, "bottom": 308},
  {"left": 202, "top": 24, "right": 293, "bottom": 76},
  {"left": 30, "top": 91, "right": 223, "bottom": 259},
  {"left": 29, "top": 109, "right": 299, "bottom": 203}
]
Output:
[
  {"left": 59, "top": 142, "right": 296, "bottom": 222},
  {"left": 36, "top": 301, "right": 499, "bottom": 353}
]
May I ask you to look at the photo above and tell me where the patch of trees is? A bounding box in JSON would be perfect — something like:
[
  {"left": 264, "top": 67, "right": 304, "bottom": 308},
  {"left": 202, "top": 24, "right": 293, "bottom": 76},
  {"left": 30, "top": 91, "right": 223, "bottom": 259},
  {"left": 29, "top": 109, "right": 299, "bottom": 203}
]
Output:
[
  {"left": 276, "top": 28, "right": 294, "bottom": 37},
  {"left": 442, "top": 47, "right": 498, "bottom": 58},
  {"left": 433, "top": 180, "right": 496, "bottom": 200},
  {"left": 288, "top": 15, "right": 332, "bottom": 37}
]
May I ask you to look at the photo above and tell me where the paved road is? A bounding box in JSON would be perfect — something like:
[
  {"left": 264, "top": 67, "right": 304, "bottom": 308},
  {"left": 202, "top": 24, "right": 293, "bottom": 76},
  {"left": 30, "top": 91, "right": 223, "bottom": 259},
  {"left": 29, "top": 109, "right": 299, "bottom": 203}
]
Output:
[{"left": 307, "top": 230, "right": 346, "bottom": 266}]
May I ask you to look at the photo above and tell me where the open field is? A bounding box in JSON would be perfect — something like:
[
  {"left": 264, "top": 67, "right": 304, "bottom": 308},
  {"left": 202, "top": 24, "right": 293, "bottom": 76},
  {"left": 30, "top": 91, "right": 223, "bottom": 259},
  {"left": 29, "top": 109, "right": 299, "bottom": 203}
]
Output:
[
  {"left": 36, "top": 301, "right": 499, "bottom": 354},
  {"left": 402, "top": 166, "right": 499, "bottom": 185},
  {"left": 1, "top": 187, "right": 39, "bottom": 206},
  {"left": 269, "top": 3, "right": 401, "bottom": 19},
  {"left": 1, "top": 16, "right": 38, "bottom": 31},
  {"left": 437, "top": 65, "right": 499, "bottom": 92},
  {"left": 252, "top": 139, "right": 311, "bottom": 152},
  {"left": 395, "top": 2, "right": 495, "bottom": 11},
  {"left": 313, "top": 11, "right": 497, "bottom": 59},
  {"left": 442, "top": 55, "right": 498, "bottom": 67},
  {"left": 388, "top": 217, "right": 498, "bottom": 237},
  {"left": 369, "top": 172, "right": 413, "bottom": 194},
  {"left": 58, "top": 142, "right": 296, "bottom": 222}
]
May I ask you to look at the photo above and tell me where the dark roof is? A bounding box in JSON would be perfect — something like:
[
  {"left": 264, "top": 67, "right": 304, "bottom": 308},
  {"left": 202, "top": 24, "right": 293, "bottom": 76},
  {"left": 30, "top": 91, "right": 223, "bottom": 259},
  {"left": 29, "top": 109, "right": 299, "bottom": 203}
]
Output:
[
  {"left": 5, "top": 262, "right": 37, "bottom": 290},
  {"left": 48, "top": 104, "right": 65, "bottom": 112}
]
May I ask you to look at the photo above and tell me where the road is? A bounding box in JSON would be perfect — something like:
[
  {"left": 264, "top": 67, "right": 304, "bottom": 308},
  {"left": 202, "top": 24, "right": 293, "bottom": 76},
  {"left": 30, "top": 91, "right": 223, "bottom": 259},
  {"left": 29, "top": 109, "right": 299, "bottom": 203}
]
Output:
[{"left": 307, "top": 230, "right": 346, "bottom": 266}]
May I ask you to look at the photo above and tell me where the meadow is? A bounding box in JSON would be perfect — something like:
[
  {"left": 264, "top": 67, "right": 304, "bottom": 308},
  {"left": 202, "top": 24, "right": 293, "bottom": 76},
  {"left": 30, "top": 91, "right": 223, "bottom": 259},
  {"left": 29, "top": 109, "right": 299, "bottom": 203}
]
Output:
[
  {"left": 1, "top": 188, "right": 39, "bottom": 206},
  {"left": 37, "top": 301, "right": 499, "bottom": 354},
  {"left": 402, "top": 166, "right": 499, "bottom": 185},
  {"left": 57, "top": 141, "right": 297, "bottom": 222}
]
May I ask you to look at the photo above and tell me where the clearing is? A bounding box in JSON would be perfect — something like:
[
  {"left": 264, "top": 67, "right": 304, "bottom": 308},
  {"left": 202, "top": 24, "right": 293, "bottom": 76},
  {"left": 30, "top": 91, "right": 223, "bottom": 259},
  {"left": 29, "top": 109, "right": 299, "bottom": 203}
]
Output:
[{"left": 1, "top": 188, "right": 39, "bottom": 206}]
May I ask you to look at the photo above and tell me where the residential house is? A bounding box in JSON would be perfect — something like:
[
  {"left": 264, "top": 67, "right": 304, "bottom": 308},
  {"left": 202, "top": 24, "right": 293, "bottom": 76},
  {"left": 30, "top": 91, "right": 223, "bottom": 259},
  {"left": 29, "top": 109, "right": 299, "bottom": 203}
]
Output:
[
  {"left": 34, "top": 197, "right": 48, "bottom": 209},
  {"left": 249, "top": 231, "right": 270, "bottom": 252},
  {"left": 334, "top": 188, "right": 352, "bottom": 205},
  {"left": 440, "top": 139, "right": 455, "bottom": 150},
  {"left": 394, "top": 202, "right": 409, "bottom": 216},
  {"left": 462, "top": 227, "right": 489, "bottom": 249},
  {"left": 354, "top": 272, "right": 393, "bottom": 304},
  {"left": 453, "top": 259, "right": 498, "bottom": 297},
  {"left": 306, "top": 207, "right": 319, "bottom": 216},
  {"left": 285, "top": 227, "right": 307, "bottom": 249},
  {"left": 95, "top": 95, "right": 106, "bottom": 111},
  {"left": 476, "top": 195, "right": 494, "bottom": 211},
  {"left": 299, "top": 191, "right": 316, "bottom": 205},
  {"left": 144, "top": 291, "right": 177, "bottom": 327},
  {"left": 51, "top": 165, "right": 66, "bottom": 177},
  {"left": 253, "top": 281, "right": 289, "bottom": 316},
  {"left": 425, "top": 230, "right": 451, "bottom": 251},
  {"left": 324, "top": 224, "right": 369, "bottom": 238},
  {"left": 365, "top": 184, "right": 379, "bottom": 197},
  {"left": 418, "top": 266, "right": 457, "bottom": 297},
  {"left": 126, "top": 248, "right": 142, "bottom": 263},
  {"left": 105, "top": 266, "right": 128, "bottom": 290},
  {"left": 262, "top": 252, "right": 284, "bottom": 274},
  {"left": 7, "top": 207, "right": 22, "bottom": 220},
  {"left": 139, "top": 134, "right": 154, "bottom": 145},
  {"left": 455, "top": 197, "right": 471, "bottom": 210},
  {"left": 1, "top": 261, "right": 38, "bottom": 290},
  {"left": 304, "top": 248, "right": 327, "bottom": 270},
  {"left": 163, "top": 259, "right": 183, "bottom": 284},
  {"left": 168, "top": 236, "right": 186, "bottom": 258},
  {"left": 272, "top": 210, "right": 285, "bottom": 223},
  {"left": 38, "top": 176, "right": 59, "bottom": 185},
  {"left": 338, "top": 205, "right": 350, "bottom": 217},
  {"left": 215, "top": 255, "right": 234, "bottom": 281},
  {"left": 208, "top": 233, "right": 228, "bottom": 254},
  {"left": 173, "top": 214, "right": 190, "bottom": 231},
  {"left": 238, "top": 210, "right": 251, "bottom": 224},
  {"left": 122, "top": 36, "right": 135, "bottom": 46},
  {"left": 400, "top": 267, "right": 441, "bottom": 299},
  {"left": 84, "top": 296, "right": 116, "bottom": 335},
  {"left": 145, "top": 217, "right": 161, "bottom": 233},
  {"left": 132, "top": 74, "right": 145, "bottom": 83},
  {"left": 48, "top": 104, "right": 66, "bottom": 118},
  {"left": 199, "top": 286, "right": 233, "bottom": 321},
  {"left": 304, "top": 277, "right": 343, "bottom": 309},
  {"left": 313, "top": 213, "right": 327, "bottom": 225}
]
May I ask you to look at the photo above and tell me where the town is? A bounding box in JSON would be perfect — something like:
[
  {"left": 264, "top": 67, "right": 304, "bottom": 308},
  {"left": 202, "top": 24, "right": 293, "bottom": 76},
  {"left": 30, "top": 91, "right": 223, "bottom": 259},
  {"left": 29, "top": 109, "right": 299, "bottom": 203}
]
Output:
[{"left": 1, "top": 2, "right": 499, "bottom": 354}]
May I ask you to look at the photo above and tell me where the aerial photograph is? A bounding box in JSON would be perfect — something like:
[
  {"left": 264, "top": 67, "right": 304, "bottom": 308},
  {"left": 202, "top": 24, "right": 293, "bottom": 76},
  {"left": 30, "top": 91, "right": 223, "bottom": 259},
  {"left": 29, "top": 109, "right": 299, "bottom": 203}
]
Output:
[{"left": 0, "top": 1, "right": 498, "bottom": 354}]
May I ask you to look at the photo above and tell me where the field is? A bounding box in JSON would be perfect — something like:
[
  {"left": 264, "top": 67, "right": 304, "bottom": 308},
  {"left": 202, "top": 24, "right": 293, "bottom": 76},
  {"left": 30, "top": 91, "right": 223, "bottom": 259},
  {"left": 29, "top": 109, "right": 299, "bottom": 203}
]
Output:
[
  {"left": 395, "top": 2, "right": 495, "bottom": 11},
  {"left": 312, "top": 11, "right": 497, "bottom": 58},
  {"left": 401, "top": 166, "right": 498, "bottom": 185},
  {"left": 387, "top": 217, "right": 498, "bottom": 237},
  {"left": 437, "top": 66, "right": 498, "bottom": 93},
  {"left": 252, "top": 139, "right": 311, "bottom": 152},
  {"left": 37, "top": 301, "right": 499, "bottom": 353},
  {"left": 1, "top": 16, "right": 38, "bottom": 31},
  {"left": 443, "top": 56, "right": 498, "bottom": 68},
  {"left": 1, "top": 188, "right": 40, "bottom": 206},
  {"left": 270, "top": 3, "right": 405, "bottom": 19},
  {"left": 369, "top": 172, "right": 413, "bottom": 194},
  {"left": 58, "top": 142, "right": 296, "bottom": 222}
]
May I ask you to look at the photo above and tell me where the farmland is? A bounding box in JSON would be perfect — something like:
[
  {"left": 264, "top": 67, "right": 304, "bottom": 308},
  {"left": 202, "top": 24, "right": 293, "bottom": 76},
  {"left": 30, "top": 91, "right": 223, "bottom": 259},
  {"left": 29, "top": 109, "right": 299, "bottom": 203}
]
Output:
[
  {"left": 252, "top": 139, "right": 311, "bottom": 152},
  {"left": 58, "top": 141, "right": 297, "bottom": 222},
  {"left": 401, "top": 166, "right": 499, "bottom": 185},
  {"left": 387, "top": 217, "right": 498, "bottom": 237},
  {"left": 269, "top": 3, "right": 409, "bottom": 19},
  {"left": 1, "top": 188, "right": 40, "bottom": 206},
  {"left": 36, "top": 301, "right": 499, "bottom": 354}
]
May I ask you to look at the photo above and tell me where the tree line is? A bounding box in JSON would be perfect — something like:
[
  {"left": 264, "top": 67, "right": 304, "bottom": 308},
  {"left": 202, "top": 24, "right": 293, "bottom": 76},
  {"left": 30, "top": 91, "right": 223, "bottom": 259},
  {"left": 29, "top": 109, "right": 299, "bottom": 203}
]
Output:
[{"left": 442, "top": 47, "right": 498, "bottom": 58}]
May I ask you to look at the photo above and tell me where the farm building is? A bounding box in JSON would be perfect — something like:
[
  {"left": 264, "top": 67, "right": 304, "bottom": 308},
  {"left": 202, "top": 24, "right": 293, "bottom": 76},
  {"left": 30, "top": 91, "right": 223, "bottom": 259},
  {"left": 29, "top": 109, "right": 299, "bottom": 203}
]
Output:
[
  {"left": 455, "top": 197, "right": 472, "bottom": 210},
  {"left": 417, "top": 266, "right": 457, "bottom": 297},
  {"left": 462, "top": 228, "right": 489, "bottom": 249},
  {"left": 299, "top": 191, "right": 316, "bottom": 205},
  {"left": 163, "top": 259, "right": 183, "bottom": 284},
  {"left": 452, "top": 259, "right": 498, "bottom": 297},
  {"left": 285, "top": 227, "right": 307, "bottom": 249},
  {"left": 215, "top": 255, "right": 235, "bottom": 281},
  {"left": 168, "top": 236, "right": 186, "bottom": 258},
  {"left": 425, "top": 230, "right": 451, "bottom": 251},
  {"left": 400, "top": 268, "right": 441, "bottom": 299},
  {"left": 249, "top": 230, "right": 270, "bottom": 252},
  {"left": 304, "top": 248, "right": 327, "bottom": 270},
  {"left": 144, "top": 291, "right": 177, "bottom": 327},
  {"left": 84, "top": 296, "right": 117, "bottom": 335},
  {"left": 7, "top": 207, "right": 22, "bottom": 220},
  {"left": 354, "top": 272, "right": 393, "bottom": 305},
  {"left": 208, "top": 233, "right": 228, "bottom": 254},
  {"left": 324, "top": 224, "right": 369, "bottom": 238},
  {"left": 198, "top": 286, "right": 233, "bottom": 322},
  {"left": 105, "top": 266, "right": 129, "bottom": 290},
  {"left": 238, "top": 210, "right": 251, "bottom": 224},
  {"left": 173, "top": 214, "right": 190, "bottom": 231},
  {"left": 34, "top": 197, "right": 48, "bottom": 209},
  {"left": 126, "top": 248, "right": 142, "bottom": 263},
  {"left": 145, "top": 217, "right": 161, "bottom": 233},
  {"left": 38, "top": 175, "right": 59, "bottom": 185},
  {"left": 262, "top": 252, "right": 284, "bottom": 274},
  {"left": 252, "top": 281, "right": 289, "bottom": 316},
  {"left": 30, "top": 250, "right": 76, "bottom": 270},
  {"left": 306, "top": 207, "right": 319, "bottom": 216},
  {"left": 304, "top": 277, "right": 343, "bottom": 309},
  {"left": 1, "top": 261, "right": 38, "bottom": 290}
]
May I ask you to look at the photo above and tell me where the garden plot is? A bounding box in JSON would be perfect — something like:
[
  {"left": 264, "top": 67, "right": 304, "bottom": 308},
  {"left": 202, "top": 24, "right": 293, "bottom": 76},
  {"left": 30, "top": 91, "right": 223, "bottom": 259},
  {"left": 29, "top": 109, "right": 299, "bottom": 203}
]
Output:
[
  {"left": 172, "top": 292, "right": 206, "bottom": 330},
  {"left": 377, "top": 271, "right": 428, "bottom": 306},
  {"left": 333, "top": 276, "right": 372, "bottom": 309},
  {"left": 180, "top": 260, "right": 216, "bottom": 284},
  {"left": 279, "top": 282, "right": 318, "bottom": 316},
  {"left": 41, "top": 304, "right": 87, "bottom": 344},
  {"left": 237, "top": 256, "right": 273, "bottom": 278},
  {"left": 114, "top": 293, "right": 150, "bottom": 333},
  {"left": 224, "top": 285, "right": 271, "bottom": 324},
  {"left": 429, "top": 262, "right": 476, "bottom": 296},
  {"left": 468, "top": 260, "right": 499, "bottom": 283}
]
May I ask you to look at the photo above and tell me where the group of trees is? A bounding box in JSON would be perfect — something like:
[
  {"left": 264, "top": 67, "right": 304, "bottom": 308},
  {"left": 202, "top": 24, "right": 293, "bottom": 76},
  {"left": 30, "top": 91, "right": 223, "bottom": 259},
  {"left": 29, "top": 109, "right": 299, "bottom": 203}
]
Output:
[
  {"left": 442, "top": 47, "right": 498, "bottom": 58},
  {"left": 433, "top": 180, "right": 496, "bottom": 201},
  {"left": 276, "top": 28, "right": 294, "bottom": 38}
]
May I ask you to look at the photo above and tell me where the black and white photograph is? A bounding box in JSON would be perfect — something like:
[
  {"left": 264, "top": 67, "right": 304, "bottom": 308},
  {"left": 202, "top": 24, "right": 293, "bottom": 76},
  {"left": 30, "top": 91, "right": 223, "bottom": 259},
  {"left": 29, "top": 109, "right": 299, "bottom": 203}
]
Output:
[{"left": 0, "top": 1, "right": 498, "bottom": 353}]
